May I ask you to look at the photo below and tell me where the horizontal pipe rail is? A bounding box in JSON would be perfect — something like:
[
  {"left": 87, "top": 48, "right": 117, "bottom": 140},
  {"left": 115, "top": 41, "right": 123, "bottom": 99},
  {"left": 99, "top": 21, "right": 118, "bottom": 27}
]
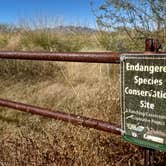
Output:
[
  {"left": 0, "top": 51, "right": 165, "bottom": 64},
  {"left": 0, "top": 98, "right": 121, "bottom": 135},
  {"left": 0, "top": 51, "right": 120, "bottom": 63}
]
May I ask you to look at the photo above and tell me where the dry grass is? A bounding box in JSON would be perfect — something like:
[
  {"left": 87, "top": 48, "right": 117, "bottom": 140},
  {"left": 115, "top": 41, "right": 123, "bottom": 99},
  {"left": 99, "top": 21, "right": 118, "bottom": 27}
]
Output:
[
  {"left": 0, "top": 61, "right": 166, "bottom": 165},
  {"left": 0, "top": 60, "right": 122, "bottom": 165}
]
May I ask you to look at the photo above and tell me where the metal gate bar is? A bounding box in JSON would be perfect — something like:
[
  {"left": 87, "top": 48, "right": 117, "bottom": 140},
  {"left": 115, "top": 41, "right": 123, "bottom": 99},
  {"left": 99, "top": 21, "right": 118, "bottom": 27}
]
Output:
[
  {"left": 0, "top": 98, "right": 121, "bottom": 135},
  {"left": 0, "top": 51, "right": 164, "bottom": 63},
  {"left": 0, "top": 51, "right": 120, "bottom": 63}
]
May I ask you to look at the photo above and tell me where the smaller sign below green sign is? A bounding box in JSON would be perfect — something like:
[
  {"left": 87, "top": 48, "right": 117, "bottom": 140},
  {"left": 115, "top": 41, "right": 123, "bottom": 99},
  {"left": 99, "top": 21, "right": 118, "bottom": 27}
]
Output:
[{"left": 121, "top": 54, "right": 166, "bottom": 152}]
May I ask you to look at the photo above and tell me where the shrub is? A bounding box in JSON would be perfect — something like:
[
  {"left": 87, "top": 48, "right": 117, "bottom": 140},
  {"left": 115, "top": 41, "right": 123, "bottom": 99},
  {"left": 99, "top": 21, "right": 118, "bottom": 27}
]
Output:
[
  {"left": 0, "top": 35, "right": 8, "bottom": 48},
  {"left": 96, "top": 30, "right": 145, "bottom": 52}
]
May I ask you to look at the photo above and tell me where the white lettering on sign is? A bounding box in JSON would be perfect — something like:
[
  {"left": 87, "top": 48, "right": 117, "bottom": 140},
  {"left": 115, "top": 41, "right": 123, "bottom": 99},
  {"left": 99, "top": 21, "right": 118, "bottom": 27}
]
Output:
[
  {"left": 134, "top": 76, "right": 163, "bottom": 86},
  {"left": 140, "top": 100, "right": 154, "bottom": 109},
  {"left": 126, "top": 62, "right": 166, "bottom": 74},
  {"left": 124, "top": 87, "right": 166, "bottom": 99}
]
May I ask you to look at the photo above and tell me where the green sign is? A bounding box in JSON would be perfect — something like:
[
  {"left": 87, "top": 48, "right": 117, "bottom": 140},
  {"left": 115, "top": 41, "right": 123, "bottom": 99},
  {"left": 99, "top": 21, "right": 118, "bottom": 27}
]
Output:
[{"left": 121, "top": 54, "right": 166, "bottom": 152}]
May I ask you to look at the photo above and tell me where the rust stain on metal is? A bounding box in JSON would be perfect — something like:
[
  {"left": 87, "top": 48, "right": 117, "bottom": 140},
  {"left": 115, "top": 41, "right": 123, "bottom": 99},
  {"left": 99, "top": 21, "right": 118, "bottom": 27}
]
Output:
[{"left": 0, "top": 98, "right": 121, "bottom": 135}]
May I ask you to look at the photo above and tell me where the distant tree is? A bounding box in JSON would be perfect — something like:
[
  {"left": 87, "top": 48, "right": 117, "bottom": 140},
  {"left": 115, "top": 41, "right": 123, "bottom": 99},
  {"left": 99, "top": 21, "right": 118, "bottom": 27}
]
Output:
[{"left": 92, "top": 0, "right": 166, "bottom": 49}]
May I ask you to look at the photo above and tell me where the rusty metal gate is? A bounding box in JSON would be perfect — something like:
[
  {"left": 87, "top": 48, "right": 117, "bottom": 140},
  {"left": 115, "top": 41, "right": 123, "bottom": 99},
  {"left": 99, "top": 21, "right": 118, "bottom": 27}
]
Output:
[{"left": 0, "top": 38, "right": 164, "bottom": 166}]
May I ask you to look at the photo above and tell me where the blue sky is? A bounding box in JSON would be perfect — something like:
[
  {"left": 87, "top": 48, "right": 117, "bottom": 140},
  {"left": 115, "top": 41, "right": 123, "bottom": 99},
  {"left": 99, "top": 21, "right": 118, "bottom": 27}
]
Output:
[{"left": 0, "top": 0, "right": 101, "bottom": 28}]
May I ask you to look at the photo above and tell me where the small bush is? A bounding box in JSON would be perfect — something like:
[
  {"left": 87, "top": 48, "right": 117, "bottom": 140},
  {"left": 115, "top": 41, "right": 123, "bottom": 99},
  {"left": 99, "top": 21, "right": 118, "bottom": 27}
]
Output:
[
  {"left": 0, "top": 35, "right": 9, "bottom": 48},
  {"left": 0, "top": 60, "right": 65, "bottom": 82},
  {"left": 96, "top": 30, "right": 145, "bottom": 52}
]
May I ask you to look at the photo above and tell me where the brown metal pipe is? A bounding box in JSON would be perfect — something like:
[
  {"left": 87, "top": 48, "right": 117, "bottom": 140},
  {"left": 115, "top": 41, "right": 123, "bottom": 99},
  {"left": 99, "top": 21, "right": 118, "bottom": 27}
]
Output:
[
  {"left": 0, "top": 51, "right": 165, "bottom": 64},
  {"left": 0, "top": 51, "right": 120, "bottom": 63},
  {"left": 0, "top": 98, "right": 121, "bottom": 135}
]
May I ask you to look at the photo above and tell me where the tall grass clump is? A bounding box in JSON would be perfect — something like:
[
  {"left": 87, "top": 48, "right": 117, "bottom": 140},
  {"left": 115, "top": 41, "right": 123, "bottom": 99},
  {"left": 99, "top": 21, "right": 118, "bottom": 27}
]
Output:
[
  {"left": 0, "top": 60, "right": 65, "bottom": 82},
  {"left": 0, "top": 24, "right": 16, "bottom": 49},
  {"left": 0, "top": 35, "right": 8, "bottom": 48}
]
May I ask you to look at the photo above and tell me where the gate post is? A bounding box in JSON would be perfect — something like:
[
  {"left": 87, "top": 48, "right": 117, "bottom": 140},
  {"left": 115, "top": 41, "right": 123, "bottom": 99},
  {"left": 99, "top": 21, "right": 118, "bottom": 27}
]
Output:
[
  {"left": 145, "top": 38, "right": 161, "bottom": 52},
  {"left": 144, "top": 148, "right": 154, "bottom": 166}
]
